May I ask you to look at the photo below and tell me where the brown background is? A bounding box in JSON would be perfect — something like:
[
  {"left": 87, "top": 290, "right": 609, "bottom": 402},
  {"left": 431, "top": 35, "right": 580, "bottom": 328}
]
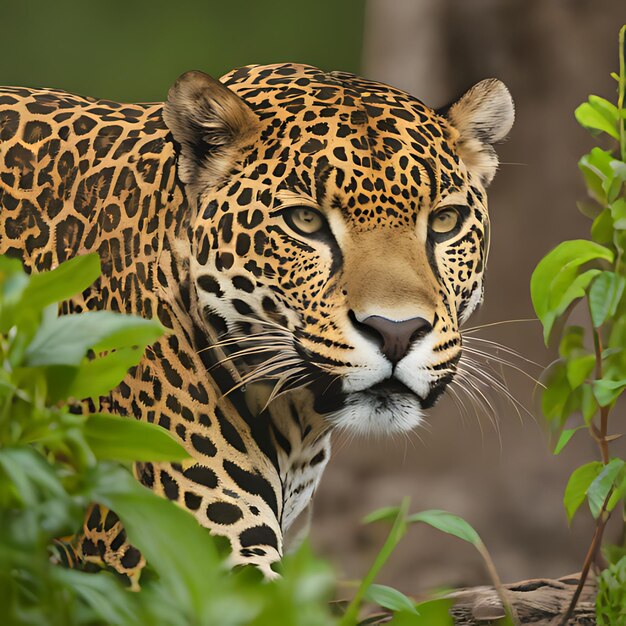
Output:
[{"left": 311, "top": 0, "right": 626, "bottom": 594}]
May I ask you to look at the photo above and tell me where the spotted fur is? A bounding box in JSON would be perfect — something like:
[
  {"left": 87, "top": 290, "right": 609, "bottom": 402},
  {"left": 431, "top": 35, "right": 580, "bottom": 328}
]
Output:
[{"left": 0, "top": 63, "right": 513, "bottom": 581}]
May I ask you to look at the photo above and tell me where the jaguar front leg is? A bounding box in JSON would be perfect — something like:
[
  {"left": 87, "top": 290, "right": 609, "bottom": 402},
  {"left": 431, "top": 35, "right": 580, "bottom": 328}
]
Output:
[{"left": 115, "top": 331, "right": 287, "bottom": 579}]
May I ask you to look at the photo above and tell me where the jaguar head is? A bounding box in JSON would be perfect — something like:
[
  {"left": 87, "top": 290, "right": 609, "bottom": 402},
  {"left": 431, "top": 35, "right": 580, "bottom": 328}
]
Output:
[{"left": 163, "top": 63, "right": 514, "bottom": 435}]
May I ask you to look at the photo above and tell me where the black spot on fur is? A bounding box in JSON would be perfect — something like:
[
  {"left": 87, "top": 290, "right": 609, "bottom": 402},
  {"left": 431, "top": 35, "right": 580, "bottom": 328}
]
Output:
[
  {"left": 197, "top": 274, "right": 223, "bottom": 296},
  {"left": 239, "top": 524, "right": 279, "bottom": 549},
  {"left": 184, "top": 491, "right": 202, "bottom": 510},
  {"left": 207, "top": 501, "right": 244, "bottom": 525},
  {"left": 183, "top": 464, "right": 218, "bottom": 488},
  {"left": 232, "top": 275, "right": 254, "bottom": 293},
  {"left": 223, "top": 460, "right": 278, "bottom": 516},
  {"left": 191, "top": 433, "right": 217, "bottom": 457},
  {"left": 160, "top": 471, "right": 179, "bottom": 500},
  {"left": 120, "top": 547, "right": 142, "bottom": 569}
]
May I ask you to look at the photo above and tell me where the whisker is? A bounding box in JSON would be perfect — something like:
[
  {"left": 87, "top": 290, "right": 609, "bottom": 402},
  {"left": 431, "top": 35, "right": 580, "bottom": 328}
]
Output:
[
  {"left": 262, "top": 369, "right": 315, "bottom": 410},
  {"left": 450, "top": 379, "right": 487, "bottom": 443},
  {"left": 207, "top": 345, "right": 283, "bottom": 370},
  {"left": 235, "top": 314, "right": 293, "bottom": 333},
  {"left": 455, "top": 370, "right": 501, "bottom": 438},
  {"left": 463, "top": 336, "right": 544, "bottom": 368},
  {"left": 462, "top": 346, "right": 546, "bottom": 388},
  {"left": 463, "top": 373, "right": 501, "bottom": 429},
  {"left": 222, "top": 356, "right": 303, "bottom": 397},
  {"left": 197, "top": 331, "right": 288, "bottom": 354},
  {"left": 458, "top": 361, "right": 531, "bottom": 422},
  {"left": 462, "top": 318, "right": 539, "bottom": 334},
  {"left": 446, "top": 384, "right": 471, "bottom": 427}
]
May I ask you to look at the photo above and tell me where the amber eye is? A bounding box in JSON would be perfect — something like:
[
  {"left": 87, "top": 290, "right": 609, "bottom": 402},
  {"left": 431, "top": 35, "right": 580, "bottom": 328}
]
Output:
[
  {"left": 429, "top": 207, "right": 460, "bottom": 235},
  {"left": 283, "top": 206, "right": 325, "bottom": 236}
]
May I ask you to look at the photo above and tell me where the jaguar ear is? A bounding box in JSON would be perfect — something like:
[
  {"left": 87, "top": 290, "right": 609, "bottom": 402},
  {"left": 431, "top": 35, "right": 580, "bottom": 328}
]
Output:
[
  {"left": 163, "top": 70, "right": 259, "bottom": 190},
  {"left": 440, "top": 79, "right": 514, "bottom": 186}
]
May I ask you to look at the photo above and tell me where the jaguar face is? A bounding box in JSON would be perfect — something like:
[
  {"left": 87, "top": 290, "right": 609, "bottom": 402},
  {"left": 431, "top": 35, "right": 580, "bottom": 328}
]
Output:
[{"left": 163, "top": 64, "right": 514, "bottom": 436}]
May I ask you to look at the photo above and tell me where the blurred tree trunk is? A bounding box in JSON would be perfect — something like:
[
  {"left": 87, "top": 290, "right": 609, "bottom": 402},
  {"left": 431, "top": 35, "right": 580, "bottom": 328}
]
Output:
[{"left": 362, "top": 0, "right": 450, "bottom": 106}]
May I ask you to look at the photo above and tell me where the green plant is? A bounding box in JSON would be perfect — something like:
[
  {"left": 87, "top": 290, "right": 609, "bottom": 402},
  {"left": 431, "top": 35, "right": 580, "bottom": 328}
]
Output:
[
  {"left": 339, "top": 500, "right": 516, "bottom": 626},
  {"left": 530, "top": 25, "right": 626, "bottom": 625},
  {"left": 0, "top": 253, "right": 336, "bottom": 625},
  {"left": 596, "top": 555, "right": 626, "bottom": 625}
]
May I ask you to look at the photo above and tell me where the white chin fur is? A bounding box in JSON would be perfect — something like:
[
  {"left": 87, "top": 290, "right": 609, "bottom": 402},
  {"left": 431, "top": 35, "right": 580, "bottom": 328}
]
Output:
[{"left": 328, "top": 391, "right": 423, "bottom": 436}]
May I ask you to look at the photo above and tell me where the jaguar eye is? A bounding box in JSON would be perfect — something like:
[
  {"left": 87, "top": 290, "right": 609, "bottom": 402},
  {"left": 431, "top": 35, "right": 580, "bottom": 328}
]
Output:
[
  {"left": 284, "top": 206, "right": 325, "bottom": 236},
  {"left": 429, "top": 207, "right": 460, "bottom": 235}
]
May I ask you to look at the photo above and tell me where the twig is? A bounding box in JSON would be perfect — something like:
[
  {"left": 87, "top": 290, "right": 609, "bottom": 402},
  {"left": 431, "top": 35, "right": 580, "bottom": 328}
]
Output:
[
  {"left": 476, "top": 541, "right": 521, "bottom": 625},
  {"left": 559, "top": 491, "right": 612, "bottom": 626}
]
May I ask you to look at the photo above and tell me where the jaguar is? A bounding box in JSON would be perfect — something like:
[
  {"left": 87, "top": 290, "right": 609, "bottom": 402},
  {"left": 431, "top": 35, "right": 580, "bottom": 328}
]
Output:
[{"left": 0, "top": 62, "right": 514, "bottom": 583}]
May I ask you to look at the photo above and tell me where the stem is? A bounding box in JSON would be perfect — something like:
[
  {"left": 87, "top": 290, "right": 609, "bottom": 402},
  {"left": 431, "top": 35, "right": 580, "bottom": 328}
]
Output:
[
  {"left": 340, "top": 498, "right": 410, "bottom": 626},
  {"left": 565, "top": 314, "right": 614, "bottom": 625},
  {"left": 618, "top": 25, "right": 625, "bottom": 162},
  {"left": 590, "top": 319, "right": 611, "bottom": 464},
  {"left": 559, "top": 492, "right": 612, "bottom": 626},
  {"left": 599, "top": 406, "right": 610, "bottom": 464},
  {"left": 476, "top": 541, "right": 520, "bottom": 626}
]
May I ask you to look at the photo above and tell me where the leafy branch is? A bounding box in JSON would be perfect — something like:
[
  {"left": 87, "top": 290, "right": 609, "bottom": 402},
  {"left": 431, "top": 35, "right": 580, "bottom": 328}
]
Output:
[{"left": 530, "top": 24, "right": 626, "bottom": 626}]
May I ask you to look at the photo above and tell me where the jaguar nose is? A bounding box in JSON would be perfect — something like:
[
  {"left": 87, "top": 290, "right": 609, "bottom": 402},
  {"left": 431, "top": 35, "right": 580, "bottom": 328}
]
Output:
[{"left": 351, "top": 313, "right": 433, "bottom": 365}]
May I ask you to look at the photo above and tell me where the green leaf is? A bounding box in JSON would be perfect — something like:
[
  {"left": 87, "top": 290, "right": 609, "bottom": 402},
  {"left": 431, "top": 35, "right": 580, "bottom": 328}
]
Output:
[
  {"left": 596, "top": 555, "right": 626, "bottom": 626},
  {"left": 607, "top": 473, "right": 626, "bottom": 512},
  {"left": 64, "top": 347, "right": 148, "bottom": 400},
  {"left": 51, "top": 568, "right": 139, "bottom": 625},
  {"left": 531, "top": 240, "right": 613, "bottom": 343},
  {"left": 20, "top": 254, "right": 101, "bottom": 316},
  {"left": 93, "top": 465, "right": 222, "bottom": 617},
  {"left": 549, "top": 268, "right": 600, "bottom": 312},
  {"left": 362, "top": 505, "right": 402, "bottom": 525},
  {"left": 84, "top": 414, "right": 191, "bottom": 462},
  {"left": 581, "top": 384, "right": 598, "bottom": 425},
  {"left": 589, "top": 272, "right": 626, "bottom": 327},
  {"left": 593, "top": 379, "right": 626, "bottom": 406},
  {"left": 611, "top": 198, "right": 626, "bottom": 229},
  {"left": 406, "top": 510, "right": 481, "bottom": 546},
  {"left": 0, "top": 447, "right": 66, "bottom": 507},
  {"left": 553, "top": 427, "right": 585, "bottom": 455},
  {"left": 389, "top": 599, "right": 455, "bottom": 625},
  {"left": 0, "top": 268, "right": 31, "bottom": 334},
  {"left": 580, "top": 154, "right": 607, "bottom": 204},
  {"left": 547, "top": 270, "right": 601, "bottom": 343},
  {"left": 591, "top": 208, "right": 614, "bottom": 243},
  {"left": 559, "top": 326, "right": 585, "bottom": 358},
  {"left": 364, "top": 584, "right": 418, "bottom": 615},
  {"left": 579, "top": 148, "right": 620, "bottom": 204},
  {"left": 566, "top": 354, "right": 595, "bottom": 389},
  {"left": 575, "top": 101, "right": 620, "bottom": 139},
  {"left": 587, "top": 459, "right": 625, "bottom": 518},
  {"left": 610, "top": 159, "right": 626, "bottom": 182},
  {"left": 577, "top": 200, "right": 603, "bottom": 220},
  {"left": 563, "top": 461, "right": 603, "bottom": 523},
  {"left": 541, "top": 362, "right": 571, "bottom": 424},
  {"left": 24, "top": 311, "right": 163, "bottom": 367},
  {"left": 588, "top": 95, "right": 620, "bottom": 123}
]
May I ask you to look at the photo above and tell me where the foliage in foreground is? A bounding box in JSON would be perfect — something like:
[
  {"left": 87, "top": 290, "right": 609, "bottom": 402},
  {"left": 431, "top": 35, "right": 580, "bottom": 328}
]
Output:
[
  {"left": 531, "top": 24, "right": 626, "bottom": 624},
  {"left": 0, "top": 254, "right": 339, "bottom": 626}
]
